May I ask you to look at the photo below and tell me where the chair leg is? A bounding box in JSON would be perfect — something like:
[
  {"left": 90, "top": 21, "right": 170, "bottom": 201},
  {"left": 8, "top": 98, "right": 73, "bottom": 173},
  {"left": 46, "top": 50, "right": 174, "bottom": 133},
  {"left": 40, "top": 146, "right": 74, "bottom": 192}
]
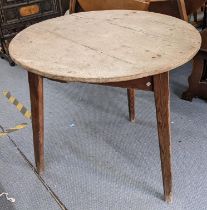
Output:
[
  {"left": 28, "top": 72, "right": 44, "bottom": 173},
  {"left": 153, "top": 72, "right": 172, "bottom": 203},
  {"left": 127, "top": 88, "right": 135, "bottom": 122}
]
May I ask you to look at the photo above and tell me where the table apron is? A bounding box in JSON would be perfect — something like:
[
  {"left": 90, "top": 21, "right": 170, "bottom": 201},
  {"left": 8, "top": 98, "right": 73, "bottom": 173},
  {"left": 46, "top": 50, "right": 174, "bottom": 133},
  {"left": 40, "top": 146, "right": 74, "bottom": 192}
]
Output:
[{"left": 46, "top": 76, "right": 154, "bottom": 91}]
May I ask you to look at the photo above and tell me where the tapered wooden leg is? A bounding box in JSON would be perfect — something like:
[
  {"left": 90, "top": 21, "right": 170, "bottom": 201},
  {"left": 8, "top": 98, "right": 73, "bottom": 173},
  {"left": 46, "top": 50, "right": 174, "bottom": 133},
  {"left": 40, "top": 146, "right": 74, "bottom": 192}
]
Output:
[
  {"left": 28, "top": 72, "right": 44, "bottom": 173},
  {"left": 127, "top": 88, "right": 135, "bottom": 122},
  {"left": 153, "top": 72, "right": 172, "bottom": 203}
]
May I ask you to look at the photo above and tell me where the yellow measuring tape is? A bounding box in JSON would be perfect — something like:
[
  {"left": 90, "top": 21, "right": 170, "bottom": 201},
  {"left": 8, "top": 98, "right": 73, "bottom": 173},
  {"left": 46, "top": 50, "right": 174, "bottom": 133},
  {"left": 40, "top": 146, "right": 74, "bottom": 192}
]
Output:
[
  {"left": 0, "top": 123, "right": 28, "bottom": 138},
  {"left": 0, "top": 90, "right": 31, "bottom": 138},
  {"left": 3, "top": 90, "right": 31, "bottom": 119}
]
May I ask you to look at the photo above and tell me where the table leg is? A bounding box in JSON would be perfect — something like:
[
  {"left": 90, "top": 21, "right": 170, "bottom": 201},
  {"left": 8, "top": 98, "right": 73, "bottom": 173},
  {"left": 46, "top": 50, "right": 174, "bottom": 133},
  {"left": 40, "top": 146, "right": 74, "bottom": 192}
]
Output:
[
  {"left": 127, "top": 88, "right": 135, "bottom": 122},
  {"left": 153, "top": 72, "right": 172, "bottom": 203},
  {"left": 28, "top": 72, "right": 44, "bottom": 173}
]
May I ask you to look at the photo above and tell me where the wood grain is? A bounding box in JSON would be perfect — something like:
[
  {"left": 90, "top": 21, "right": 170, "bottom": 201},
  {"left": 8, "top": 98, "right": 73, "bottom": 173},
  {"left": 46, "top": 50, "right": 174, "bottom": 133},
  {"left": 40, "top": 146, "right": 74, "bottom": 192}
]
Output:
[
  {"left": 9, "top": 10, "right": 201, "bottom": 83},
  {"left": 153, "top": 72, "right": 172, "bottom": 203},
  {"left": 28, "top": 72, "right": 44, "bottom": 173}
]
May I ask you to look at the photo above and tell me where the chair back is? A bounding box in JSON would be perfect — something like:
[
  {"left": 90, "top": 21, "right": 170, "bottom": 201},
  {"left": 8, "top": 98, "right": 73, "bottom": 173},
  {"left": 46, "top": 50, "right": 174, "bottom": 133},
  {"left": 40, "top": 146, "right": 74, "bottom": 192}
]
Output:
[
  {"left": 177, "top": 0, "right": 188, "bottom": 21},
  {"left": 186, "top": 0, "right": 205, "bottom": 15},
  {"left": 177, "top": 0, "right": 206, "bottom": 22},
  {"left": 70, "top": 0, "right": 150, "bottom": 13},
  {"left": 149, "top": 0, "right": 205, "bottom": 19}
]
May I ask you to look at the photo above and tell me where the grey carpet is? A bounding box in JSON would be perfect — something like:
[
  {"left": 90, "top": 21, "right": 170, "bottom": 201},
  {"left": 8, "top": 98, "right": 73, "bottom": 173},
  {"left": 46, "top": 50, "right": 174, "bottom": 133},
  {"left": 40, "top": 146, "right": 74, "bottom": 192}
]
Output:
[
  {"left": 0, "top": 132, "right": 61, "bottom": 210},
  {"left": 0, "top": 58, "right": 207, "bottom": 210}
]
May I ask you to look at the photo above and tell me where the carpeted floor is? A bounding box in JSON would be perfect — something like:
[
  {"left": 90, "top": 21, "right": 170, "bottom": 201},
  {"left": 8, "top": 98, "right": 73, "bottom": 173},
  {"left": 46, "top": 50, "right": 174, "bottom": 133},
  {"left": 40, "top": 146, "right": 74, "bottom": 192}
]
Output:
[{"left": 0, "top": 57, "right": 207, "bottom": 210}]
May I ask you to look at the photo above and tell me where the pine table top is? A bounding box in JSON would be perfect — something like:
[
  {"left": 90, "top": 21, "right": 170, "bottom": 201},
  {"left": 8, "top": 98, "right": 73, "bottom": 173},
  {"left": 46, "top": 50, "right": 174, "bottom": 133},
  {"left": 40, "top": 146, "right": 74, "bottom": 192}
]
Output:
[{"left": 9, "top": 10, "right": 201, "bottom": 83}]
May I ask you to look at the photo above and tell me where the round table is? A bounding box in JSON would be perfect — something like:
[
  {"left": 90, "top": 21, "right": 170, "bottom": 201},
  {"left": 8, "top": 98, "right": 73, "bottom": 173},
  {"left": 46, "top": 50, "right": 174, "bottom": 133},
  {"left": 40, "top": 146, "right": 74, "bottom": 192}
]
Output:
[{"left": 9, "top": 10, "right": 201, "bottom": 203}]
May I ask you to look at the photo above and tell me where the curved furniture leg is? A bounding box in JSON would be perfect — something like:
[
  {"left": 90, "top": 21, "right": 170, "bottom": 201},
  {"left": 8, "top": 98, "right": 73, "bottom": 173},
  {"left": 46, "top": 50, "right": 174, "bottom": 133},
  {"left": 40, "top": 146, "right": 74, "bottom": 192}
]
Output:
[
  {"left": 182, "top": 52, "right": 207, "bottom": 101},
  {"left": 153, "top": 72, "right": 172, "bottom": 203},
  {"left": 28, "top": 72, "right": 44, "bottom": 173}
]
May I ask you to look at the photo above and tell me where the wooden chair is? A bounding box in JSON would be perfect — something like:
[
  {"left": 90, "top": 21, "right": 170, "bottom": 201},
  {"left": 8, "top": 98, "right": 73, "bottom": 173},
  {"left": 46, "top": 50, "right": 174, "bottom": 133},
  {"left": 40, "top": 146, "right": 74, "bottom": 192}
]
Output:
[
  {"left": 175, "top": 0, "right": 207, "bottom": 101},
  {"left": 149, "top": 0, "right": 205, "bottom": 20},
  {"left": 69, "top": 0, "right": 150, "bottom": 122},
  {"left": 181, "top": 5, "right": 207, "bottom": 101}
]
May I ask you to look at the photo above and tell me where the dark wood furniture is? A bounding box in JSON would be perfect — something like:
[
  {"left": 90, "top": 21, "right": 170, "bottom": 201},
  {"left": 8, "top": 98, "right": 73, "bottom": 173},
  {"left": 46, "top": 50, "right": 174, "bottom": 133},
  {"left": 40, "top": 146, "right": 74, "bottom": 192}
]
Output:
[
  {"left": 149, "top": 0, "right": 206, "bottom": 19},
  {"left": 203, "top": 2, "right": 207, "bottom": 29},
  {"left": 174, "top": 0, "right": 207, "bottom": 101},
  {"left": 0, "top": 0, "right": 63, "bottom": 66},
  {"left": 182, "top": 29, "right": 207, "bottom": 101}
]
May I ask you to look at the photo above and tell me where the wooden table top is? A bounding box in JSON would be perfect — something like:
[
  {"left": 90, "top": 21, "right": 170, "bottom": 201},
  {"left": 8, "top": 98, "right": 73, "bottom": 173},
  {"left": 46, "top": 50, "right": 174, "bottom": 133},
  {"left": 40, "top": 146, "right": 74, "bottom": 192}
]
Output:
[{"left": 9, "top": 10, "right": 201, "bottom": 83}]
